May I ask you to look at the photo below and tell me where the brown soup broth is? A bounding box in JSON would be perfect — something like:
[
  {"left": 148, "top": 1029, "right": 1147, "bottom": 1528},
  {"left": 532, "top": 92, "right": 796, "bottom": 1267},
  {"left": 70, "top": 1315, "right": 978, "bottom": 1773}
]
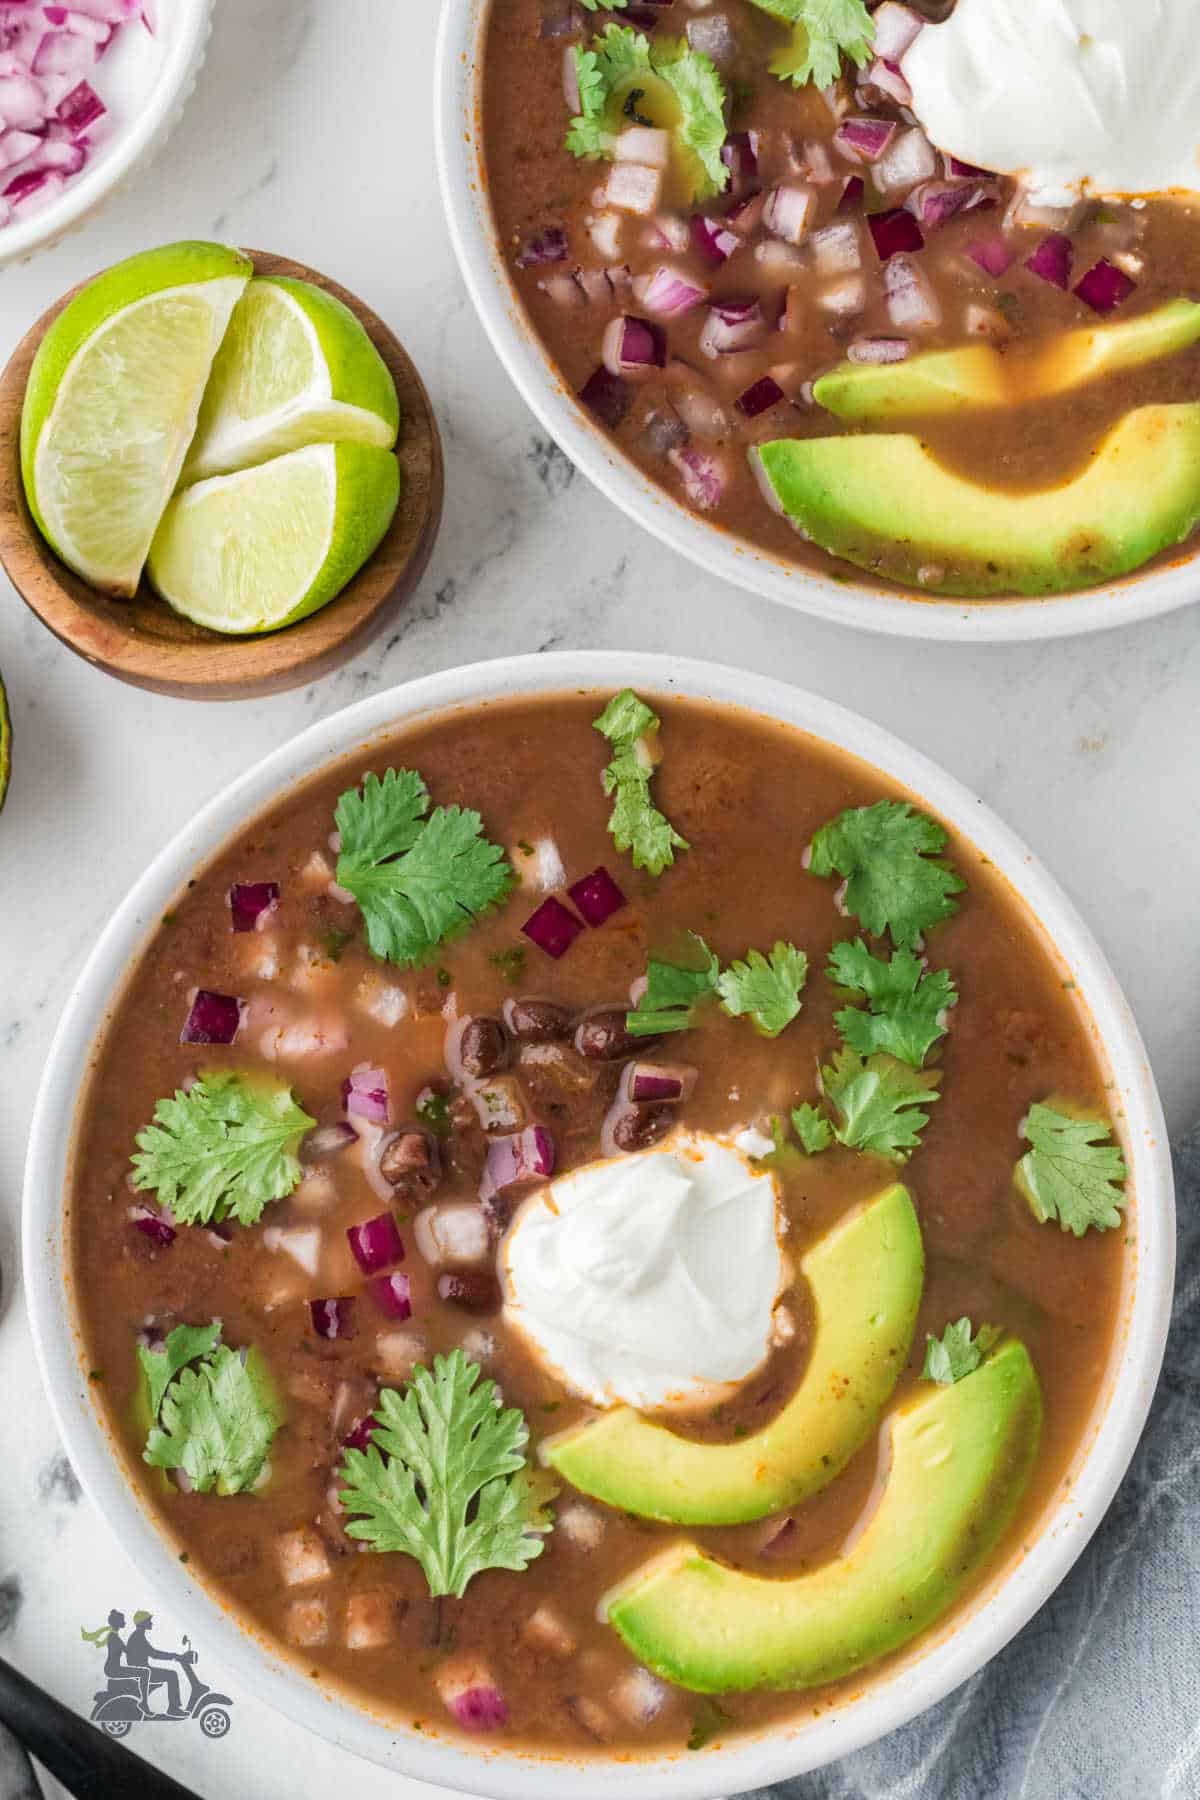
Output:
[
  {"left": 481, "top": 0, "right": 1200, "bottom": 585},
  {"left": 69, "top": 695, "right": 1126, "bottom": 1752}
]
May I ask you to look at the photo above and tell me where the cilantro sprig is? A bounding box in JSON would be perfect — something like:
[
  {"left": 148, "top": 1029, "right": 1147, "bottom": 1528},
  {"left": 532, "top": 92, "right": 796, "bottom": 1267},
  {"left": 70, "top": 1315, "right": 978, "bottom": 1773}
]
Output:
[
  {"left": 809, "top": 800, "right": 964, "bottom": 950},
  {"left": 139, "top": 1322, "right": 281, "bottom": 1495},
  {"left": 594, "top": 689, "right": 689, "bottom": 877},
  {"left": 131, "top": 1071, "right": 314, "bottom": 1229},
  {"left": 749, "top": 0, "right": 875, "bottom": 88},
  {"left": 921, "top": 1318, "right": 1002, "bottom": 1386},
  {"left": 1015, "top": 1102, "right": 1127, "bottom": 1236},
  {"left": 627, "top": 932, "right": 719, "bottom": 1036},
  {"left": 626, "top": 933, "right": 809, "bottom": 1038},
  {"left": 335, "top": 768, "right": 513, "bottom": 969},
  {"left": 717, "top": 942, "right": 809, "bottom": 1038},
  {"left": 828, "top": 939, "right": 957, "bottom": 1068},
  {"left": 567, "top": 27, "right": 729, "bottom": 203},
  {"left": 820, "top": 1048, "right": 941, "bottom": 1163},
  {"left": 791, "top": 1102, "right": 834, "bottom": 1155},
  {"left": 338, "top": 1351, "right": 555, "bottom": 1599}
]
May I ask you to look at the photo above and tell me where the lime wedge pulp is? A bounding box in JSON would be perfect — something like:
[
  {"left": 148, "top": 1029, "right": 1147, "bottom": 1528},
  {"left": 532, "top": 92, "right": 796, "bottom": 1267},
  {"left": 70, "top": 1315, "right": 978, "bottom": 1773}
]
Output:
[
  {"left": 182, "top": 277, "right": 401, "bottom": 484},
  {"left": 21, "top": 241, "right": 252, "bottom": 597},
  {"left": 146, "top": 442, "right": 401, "bottom": 635}
]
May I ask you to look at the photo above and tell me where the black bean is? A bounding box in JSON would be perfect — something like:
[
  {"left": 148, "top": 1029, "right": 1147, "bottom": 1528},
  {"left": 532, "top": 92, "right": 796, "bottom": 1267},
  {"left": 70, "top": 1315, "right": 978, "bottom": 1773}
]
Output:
[
  {"left": 503, "top": 996, "right": 574, "bottom": 1042},
  {"left": 437, "top": 1270, "right": 501, "bottom": 1314},
  {"left": 611, "top": 1104, "right": 675, "bottom": 1152},
  {"left": 379, "top": 1130, "right": 441, "bottom": 1197},
  {"left": 457, "top": 1015, "right": 508, "bottom": 1079},
  {"left": 574, "top": 1007, "right": 645, "bottom": 1061}
]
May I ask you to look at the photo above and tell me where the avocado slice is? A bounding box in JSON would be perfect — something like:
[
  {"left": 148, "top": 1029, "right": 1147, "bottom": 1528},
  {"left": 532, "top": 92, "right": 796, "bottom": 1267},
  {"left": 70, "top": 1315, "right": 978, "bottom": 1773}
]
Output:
[
  {"left": 753, "top": 403, "right": 1200, "bottom": 597},
  {"left": 544, "top": 1183, "right": 923, "bottom": 1525},
  {"left": 605, "top": 1338, "right": 1042, "bottom": 1693},
  {"left": 813, "top": 299, "right": 1200, "bottom": 422}
]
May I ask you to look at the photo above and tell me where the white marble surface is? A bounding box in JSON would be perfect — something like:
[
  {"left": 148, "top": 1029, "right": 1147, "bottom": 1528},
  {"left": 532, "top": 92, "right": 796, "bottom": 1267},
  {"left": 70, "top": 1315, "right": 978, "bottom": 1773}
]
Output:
[{"left": 0, "top": 3, "right": 1198, "bottom": 1797}]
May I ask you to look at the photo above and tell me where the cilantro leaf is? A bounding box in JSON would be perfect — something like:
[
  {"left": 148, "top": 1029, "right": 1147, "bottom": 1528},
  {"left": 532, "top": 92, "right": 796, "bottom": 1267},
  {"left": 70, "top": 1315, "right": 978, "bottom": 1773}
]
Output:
[
  {"left": 1015, "top": 1102, "right": 1127, "bottom": 1236},
  {"left": 828, "top": 939, "right": 957, "bottom": 1067},
  {"left": 594, "top": 688, "right": 689, "bottom": 876},
  {"left": 566, "top": 26, "right": 729, "bottom": 203},
  {"left": 922, "top": 1318, "right": 1002, "bottom": 1386},
  {"left": 336, "top": 768, "right": 513, "bottom": 968},
  {"left": 791, "top": 1101, "right": 833, "bottom": 1154},
  {"left": 749, "top": 0, "right": 874, "bottom": 88},
  {"left": 337, "top": 1351, "right": 555, "bottom": 1598},
  {"left": 137, "top": 1320, "right": 222, "bottom": 1421},
  {"left": 131, "top": 1071, "right": 314, "bottom": 1229},
  {"left": 627, "top": 932, "right": 720, "bottom": 1035},
  {"left": 809, "top": 800, "right": 964, "bottom": 950},
  {"left": 142, "top": 1324, "right": 281, "bottom": 1495},
  {"left": 717, "top": 942, "right": 808, "bottom": 1037},
  {"left": 820, "top": 1048, "right": 940, "bottom": 1162},
  {"left": 580, "top": 0, "right": 628, "bottom": 7}
]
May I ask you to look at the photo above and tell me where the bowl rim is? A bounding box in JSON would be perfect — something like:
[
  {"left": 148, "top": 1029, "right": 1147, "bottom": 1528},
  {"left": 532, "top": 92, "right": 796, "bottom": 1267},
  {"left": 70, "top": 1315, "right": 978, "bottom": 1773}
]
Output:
[
  {"left": 434, "top": 0, "right": 1200, "bottom": 643},
  {"left": 23, "top": 651, "right": 1175, "bottom": 1797},
  {"left": 0, "top": 0, "right": 214, "bottom": 269}
]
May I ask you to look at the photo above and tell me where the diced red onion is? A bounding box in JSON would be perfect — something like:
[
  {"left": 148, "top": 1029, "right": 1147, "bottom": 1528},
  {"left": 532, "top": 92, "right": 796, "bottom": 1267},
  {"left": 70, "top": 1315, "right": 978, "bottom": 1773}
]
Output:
[
  {"left": 516, "top": 226, "right": 568, "bottom": 269},
  {"left": 1025, "top": 232, "right": 1073, "bottom": 291},
  {"left": 342, "top": 1063, "right": 390, "bottom": 1125},
  {"left": 906, "top": 178, "right": 998, "bottom": 228},
  {"left": 1073, "top": 258, "right": 1135, "bottom": 313},
  {"left": 601, "top": 314, "right": 666, "bottom": 377},
  {"left": 369, "top": 1272, "right": 413, "bottom": 1321},
  {"left": 567, "top": 866, "right": 626, "bottom": 926},
  {"left": 872, "top": 2, "right": 924, "bottom": 61},
  {"left": 967, "top": 233, "right": 1014, "bottom": 277},
  {"left": 633, "top": 263, "right": 708, "bottom": 318},
  {"left": 346, "top": 1212, "right": 405, "bottom": 1276},
  {"left": 763, "top": 183, "right": 815, "bottom": 246},
  {"left": 228, "top": 881, "right": 280, "bottom": 933},
  {"left": 449, "top": 1688, "right": 510, "bottom": 1734},
  {"left": 833, "top": 116, "right": 896, "bottom": 164},
  {"left": 55, "top": 76, "right": 105, "bottom": 133},
  {"left": 310, "top": 1297, "right": 355, "bottom": 1340},
  {"left": 699, "top": 296, "right": 765, "bottom": 356},
  {"left": 642, "top": 404, "right": 689, "bottom": 456},
  {"left": 690, "top": 213, "right": 740, "bottom": 267},
  {"left": 180, "top": 990, "right": 244, "bottom": 1046},
  {"left": 578, "top": 365, "right": 631, "bottom": 428},
  {"left": 720, "top": 130, "right": 759, "bottom": 195},
  {"left": 838, "top": 175, "right": 865, "bottom": 212},
  {"left": 874, "top": 127, "right": 937, "bottom": 195},
  {"left": 615, "top": 126, "right": 669, "bottom": 170},
  {"left": 129, "top": 1204, "right": 176, "bottom": 1248},
  {"left": 643, "top": 211, "right": 690, "bottom": 253},
  {"left": 884, "top": 253, "right": 941, "bottom": 330},
  {"left": 809, "top": 219, "right": 862, "bottom": 275},
  {"left": 342, "top": 1413, "right": 379, "bottom": 1454},
  {"left": 666, "top": 369, "right": 731, "bottom": 440},
  {"left": 605, "top": 162, "right": 662, "bottom": 216},
  {"left": 668, "top": 445, "right": 727, "bottom": 510},
  {"left": 736, "top": 375, "right": 786, "bottom": 419},
  {"left": 624, "top": 1062, "right": 697, "bottom": 1103},
  {"left": 522, "top": 895, "right": 584, "bottom": 959},
  {"left": 847, "top": 335, "right": 911, "bottom": 364},
  {"left": 303, "top": 1121, "right": 357, "bottom": 1159},
  {"left": 868, "top": 208, "right": 924, "bottom": 261},
  {"left": 537, "top": 270, "right": 582, "bottom": 308},
  {"left": 479, "top": 1127, "right": 557, "bottom": 1203},
  {"left": 816, "top": 274, "right": 866, "bottom": 317},
  {"left": 686, "top": 12, "right": 735, "bottom": 68},
  {"left": 863, "top": 57, "right": 911, "bottom": 107}
]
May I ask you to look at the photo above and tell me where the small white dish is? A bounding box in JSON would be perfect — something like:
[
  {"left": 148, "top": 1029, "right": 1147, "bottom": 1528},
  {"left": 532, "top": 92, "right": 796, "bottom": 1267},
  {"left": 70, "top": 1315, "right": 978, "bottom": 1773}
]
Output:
[
  {"left": 0, "top": 0, "right": 213, "bottom": 270},
  {"left": 434, "top": 0, "right": 1200, "bottom": 642},
  {"left": 23, "top": 652, "right": 1174, "bottom": 1797}
]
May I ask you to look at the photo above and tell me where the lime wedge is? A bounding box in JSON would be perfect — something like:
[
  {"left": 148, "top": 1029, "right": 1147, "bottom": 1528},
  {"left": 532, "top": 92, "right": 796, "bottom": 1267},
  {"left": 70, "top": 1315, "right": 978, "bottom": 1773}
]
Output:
[
  {"left": 21, "top": 241, "right": 252, "bottom": 598},
  {"left": 146, "top": 442, "right": 401, "bottom": 635},
  {"left": 0, "top": 670, "right": 10, "bottom": 814},
  {"left": 183, "top": 278, "right": 401, "bottom": 484}
]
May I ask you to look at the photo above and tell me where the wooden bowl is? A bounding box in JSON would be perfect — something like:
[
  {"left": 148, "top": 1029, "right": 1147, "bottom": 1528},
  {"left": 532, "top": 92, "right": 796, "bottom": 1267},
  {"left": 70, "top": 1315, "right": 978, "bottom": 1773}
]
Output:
[{"left": 0, "top": 250, "right": 443, "bottom": 700}]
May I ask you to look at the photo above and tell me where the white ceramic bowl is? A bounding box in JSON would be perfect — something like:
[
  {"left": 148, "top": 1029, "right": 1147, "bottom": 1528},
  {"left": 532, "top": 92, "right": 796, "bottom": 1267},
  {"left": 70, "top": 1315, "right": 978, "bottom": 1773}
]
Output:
[
  {"left": 24, "top": 653, "right": 1174, "bottom": 1796},
  {"left": 435, "top": 0, "right": 1200, "bottom": 642},
  {"left": 0, "top": 0, "right": 213, "bottom": 270}
]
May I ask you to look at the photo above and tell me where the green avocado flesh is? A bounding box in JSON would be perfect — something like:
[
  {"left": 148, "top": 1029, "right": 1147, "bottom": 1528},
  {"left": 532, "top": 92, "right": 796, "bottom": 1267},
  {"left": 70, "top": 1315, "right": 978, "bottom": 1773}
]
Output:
[
  {"left": 545, "top": 1183, "right": 923, "bottom": 1525},
  {"left": 754, "top": 403, "right": 1200, "bottom": 597},
  {"left": 813, "top": 299, "right": 1200, "bottom": 422},
  {"left": 605, "top": 1339, "right": 1042, "bottom": 1693}
]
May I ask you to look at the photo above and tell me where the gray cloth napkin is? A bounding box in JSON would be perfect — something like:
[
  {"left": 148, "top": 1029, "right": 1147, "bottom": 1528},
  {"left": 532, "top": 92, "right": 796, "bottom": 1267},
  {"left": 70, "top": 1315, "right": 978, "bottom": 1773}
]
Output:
[{"left": 741, "top": 1124, "right": 1200, "bottom": 1800}]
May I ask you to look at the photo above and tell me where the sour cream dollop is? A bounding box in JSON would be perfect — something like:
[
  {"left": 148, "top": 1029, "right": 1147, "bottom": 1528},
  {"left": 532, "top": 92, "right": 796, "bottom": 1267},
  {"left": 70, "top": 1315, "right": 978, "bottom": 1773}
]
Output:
[
  {"left": 501, "top": 1131, "right": 784, "bottom": 1410},
  {"left": 903, "top": 0, "right": 1200, "bottom": 206}
]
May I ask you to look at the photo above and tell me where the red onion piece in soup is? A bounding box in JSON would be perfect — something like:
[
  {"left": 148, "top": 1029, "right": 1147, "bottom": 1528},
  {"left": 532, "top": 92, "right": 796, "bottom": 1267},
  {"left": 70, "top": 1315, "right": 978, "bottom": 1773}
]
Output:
[
  {"left": 868, "top": 208, "right": 924, "bottom": 261},
  {"left": 578, "top": 365, "right": 631, "bottom": 428},
  {"left": 838, "top": 175, "right": 865, "bottom": 212},
  {"left": 567, "top": 865, "right": 626, "bottom": 926},
  {"left": 342, "top": 1413, "right": 380, "bottom": 1454},
  {"left": 669, "top": 445, "right": 727, "bottom": 511},
  {"left": 180, "top": 990, "right": 244, "bottom": 1046},
  {"left": 1074, "top": 258, "right": 1135, "bottom": 312},
  {"left": 601, "top": 314, "right": 666, "bottom": 377},
  {"left": 448, "top": 1687, "right": 510, "bottom": 1733},
  {"left": 833, "top": 116, "right": 896, "bottom": 163},
  {"left": 736, "top": 375, "right": 786, "bottom": 419},
  {"left": 863, "top": 56, "right": 911, "bottom": 108},
  {"left": 342, "top": 1063, "right": 390, "bottom": 1125},
  {"left": 515, "top": 225, "right": 568, "bottom": 268},
  {"left": 624, "top": 1062, "right": 697, "bottom": 1104},
  {"left": 906, "top": 178, "right": 999, "bottom": 228},
  {"left": 633, "top": 263, "right": 709, "bottom": 318},
  {"left": 346, "top": 1212, "right": 406, "bottom": 1276},
  {"left": 310, "top": 1297, "right": 355, "bottom": 1340},
  {"left": 369, "top": 1272, "right": 413, "bottom": 1321},
  {"left": 128, "top": 1205, "right": 176, "bottom": 1248},
  {"left": 720, "top": 130, "right": 759, "bottom": 194},
  {"left": 642, "top": 404, "right": 689, "bottom": 455},
  {"left": 967, "top": 233, "right": 1014, "bottom": 277},
  {"left": 871, "top": 1, "right": 924, "bottom": 60},
  {"left": 763, "top": 183, "right": 816, "bottom": 246},
  {"left": 227, "top": 881, "right": 279, "bottom": 933},
  {"left": 699, "top": 296, "right": 765, "bottom": 356},
  {"left": 847, "top": 335, "right": 911, "bottom": 364},
  {"left": 522, "top": 895, "right": 584, "bottom": 959},
  {"left": 686, "top": 12, "right": 736, "bottom": 68},
  {"left": 690, "top": 213, "right": 741, "bottom": 267},
  {"left": 1024, "top": 232, "right": 1073, "bottom": 290},
  {"left": 480, "top": 1127, "right": 557, "bottom": 1204}
]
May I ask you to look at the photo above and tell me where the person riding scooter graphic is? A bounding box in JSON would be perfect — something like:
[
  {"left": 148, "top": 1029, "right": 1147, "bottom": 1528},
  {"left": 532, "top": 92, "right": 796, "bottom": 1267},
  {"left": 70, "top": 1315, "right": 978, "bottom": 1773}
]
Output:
[{"left": 82, "top": 1609, "right": 234, "bottom": 1739}]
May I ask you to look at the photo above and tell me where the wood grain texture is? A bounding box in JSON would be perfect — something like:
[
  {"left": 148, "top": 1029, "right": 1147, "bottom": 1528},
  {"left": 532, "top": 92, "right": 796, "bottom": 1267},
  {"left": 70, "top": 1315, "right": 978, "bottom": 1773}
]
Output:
[{"left": 0, "top": 249, "right": 444, "bottom": 700}]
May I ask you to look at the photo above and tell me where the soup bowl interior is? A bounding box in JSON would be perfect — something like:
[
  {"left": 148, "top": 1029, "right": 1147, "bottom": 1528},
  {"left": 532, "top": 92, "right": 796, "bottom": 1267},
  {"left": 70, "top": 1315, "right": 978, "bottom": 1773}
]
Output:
[
  {"left": 434, "top": 0, "right": 1200, "bottom": 643},
  {"left": 24, "top": 652, "right": 1173, "bottom": 1797}
]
